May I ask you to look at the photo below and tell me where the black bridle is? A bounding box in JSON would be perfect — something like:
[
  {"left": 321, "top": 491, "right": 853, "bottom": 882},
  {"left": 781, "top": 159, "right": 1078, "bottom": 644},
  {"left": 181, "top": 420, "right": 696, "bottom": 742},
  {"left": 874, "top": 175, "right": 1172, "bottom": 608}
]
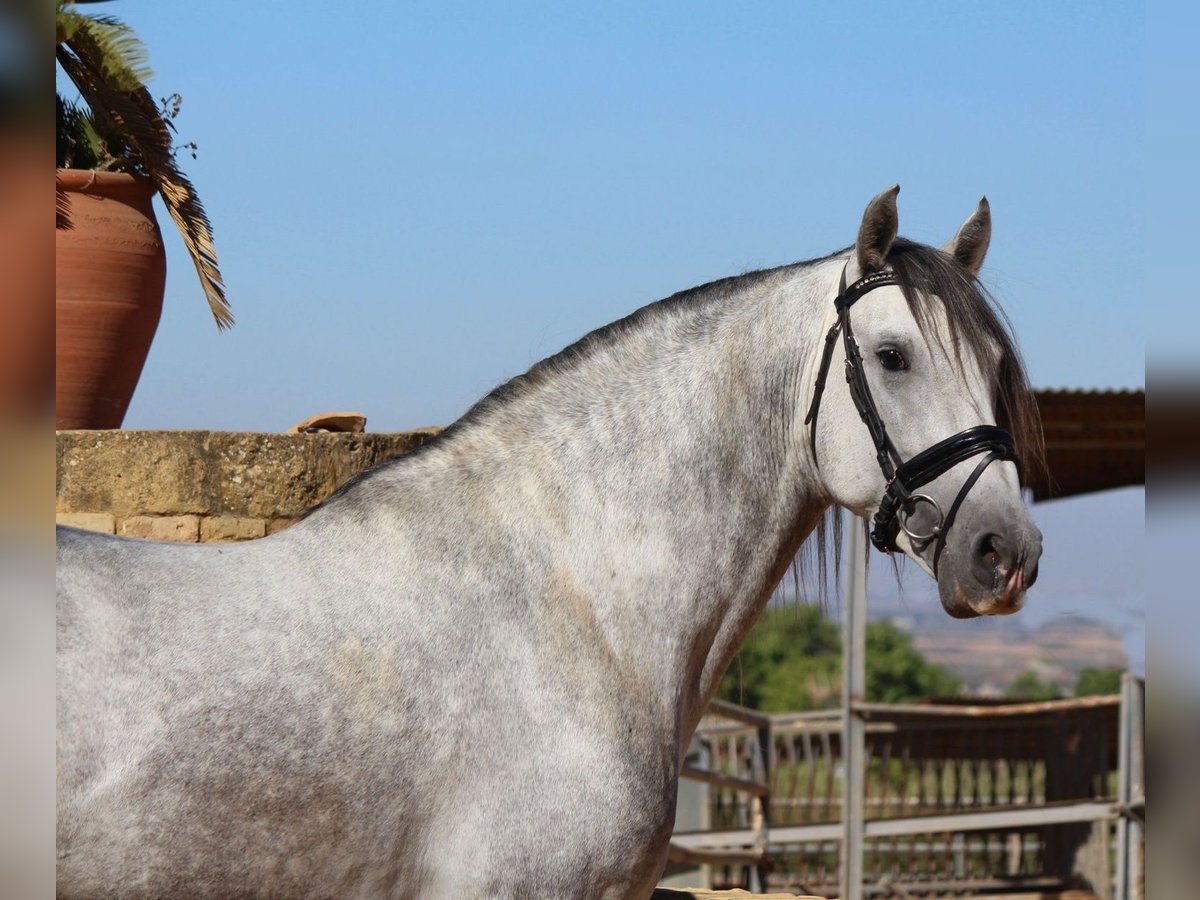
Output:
[{"left": 803, "top": 266, "right": 1020, "bottom": 558}]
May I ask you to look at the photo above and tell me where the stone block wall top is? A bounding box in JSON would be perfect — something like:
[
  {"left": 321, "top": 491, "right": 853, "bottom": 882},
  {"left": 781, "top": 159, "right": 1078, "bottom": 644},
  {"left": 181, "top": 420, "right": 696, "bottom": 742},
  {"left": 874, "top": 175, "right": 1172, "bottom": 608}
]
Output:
[
  {"left": 55, "top": 512, "right": 116, "bottom": 534},
  {"left": 56, "top": 429, "right": 442, "bottom": 519}
]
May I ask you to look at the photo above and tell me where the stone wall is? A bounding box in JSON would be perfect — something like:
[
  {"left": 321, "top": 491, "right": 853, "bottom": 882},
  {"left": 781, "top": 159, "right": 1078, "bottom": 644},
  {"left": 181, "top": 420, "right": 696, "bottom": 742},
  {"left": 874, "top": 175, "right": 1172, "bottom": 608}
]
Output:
[{"left": 55, "top": 429, "right": 441, "bottom": 542}]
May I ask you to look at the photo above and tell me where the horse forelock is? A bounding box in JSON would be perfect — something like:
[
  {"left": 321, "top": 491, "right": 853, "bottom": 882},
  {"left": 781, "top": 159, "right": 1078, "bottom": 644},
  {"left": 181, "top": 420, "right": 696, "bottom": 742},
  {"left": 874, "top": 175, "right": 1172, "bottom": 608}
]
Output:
[{"left": 884, "top": 238, "right": 1045, "bottom": 487}]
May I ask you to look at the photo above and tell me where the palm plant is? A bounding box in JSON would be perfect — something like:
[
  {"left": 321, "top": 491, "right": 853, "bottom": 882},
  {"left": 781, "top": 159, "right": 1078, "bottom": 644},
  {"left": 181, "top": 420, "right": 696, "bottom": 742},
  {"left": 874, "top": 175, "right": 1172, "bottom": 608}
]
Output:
[{"left": 56, "top": 0, "right": 231, "bottom": 328}]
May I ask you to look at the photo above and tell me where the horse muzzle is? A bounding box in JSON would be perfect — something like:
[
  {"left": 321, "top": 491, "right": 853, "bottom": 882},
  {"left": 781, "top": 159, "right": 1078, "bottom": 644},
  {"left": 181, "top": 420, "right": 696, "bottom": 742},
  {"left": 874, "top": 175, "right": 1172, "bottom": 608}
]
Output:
[{"left": 936, "top": 521, "right": 1042, "bottom": 618}]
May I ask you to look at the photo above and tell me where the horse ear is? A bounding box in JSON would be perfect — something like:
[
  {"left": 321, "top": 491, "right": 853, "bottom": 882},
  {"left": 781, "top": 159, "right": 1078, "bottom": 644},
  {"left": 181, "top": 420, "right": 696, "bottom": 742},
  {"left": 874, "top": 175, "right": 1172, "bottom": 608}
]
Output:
[
  {"left": 853, "top": 185, "right": 900, "bottom": 277},
  {"left": 942, "top": 196, "right": 992, "bottom": 275}
]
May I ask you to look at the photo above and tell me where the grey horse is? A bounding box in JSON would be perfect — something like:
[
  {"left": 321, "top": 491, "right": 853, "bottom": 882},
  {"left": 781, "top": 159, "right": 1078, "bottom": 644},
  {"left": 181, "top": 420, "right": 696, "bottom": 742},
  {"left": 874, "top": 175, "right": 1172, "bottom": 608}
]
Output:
[{"left": 57, "top": 187, "right": 1043, "bottom": 898}]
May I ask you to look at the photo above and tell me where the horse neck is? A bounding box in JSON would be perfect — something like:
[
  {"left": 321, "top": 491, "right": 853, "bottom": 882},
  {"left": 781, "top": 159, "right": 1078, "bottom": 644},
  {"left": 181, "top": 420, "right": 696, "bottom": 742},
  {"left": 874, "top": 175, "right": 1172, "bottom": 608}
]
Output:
[{"left": 339, "top": 258, "right": 841, "bottom": 745}]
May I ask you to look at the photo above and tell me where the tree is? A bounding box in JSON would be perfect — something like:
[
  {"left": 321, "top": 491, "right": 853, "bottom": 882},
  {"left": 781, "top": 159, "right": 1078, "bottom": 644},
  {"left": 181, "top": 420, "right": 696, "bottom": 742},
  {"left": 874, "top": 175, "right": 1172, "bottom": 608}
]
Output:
[
  {"left": 718, "top": 605, "right": 841, "bottom": 712},
  {"left": 866, "top": 620, "right": 961, "bottom": 703},
  {"left": 1005, "top": 670, "right": 1063, "bottom": 701},
  {"left": 719, "top": 608, "right": 963, "bottom": 711},
  {"left": 1074, "top": 667, "right": 1123, "bottom": 697}
]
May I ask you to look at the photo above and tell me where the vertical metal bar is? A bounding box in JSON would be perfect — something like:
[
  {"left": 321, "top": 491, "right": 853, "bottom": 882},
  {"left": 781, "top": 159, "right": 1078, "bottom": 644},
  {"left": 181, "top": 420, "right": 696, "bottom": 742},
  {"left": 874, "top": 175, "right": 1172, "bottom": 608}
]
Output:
[
  {"left": 752, "top": 719, "right": 771, "bottom": 891},
  {"left": 800, "top": 730, "right": 816, "bottom": 822},
  {"left": 1130, "top": 678, "right": 1144, "bottom": 900},
  {"left": 1115, "top": 672, "right": 1145, "bottom": 900},
  {"left": 1115, "top": 672, "right": 1132, "bottom": 900},
  {"left": 821, "top": 730, "right": 835, "bottom": 819},
  {"left": 839, "top": 513, "right": 867, "bottom": 900}
]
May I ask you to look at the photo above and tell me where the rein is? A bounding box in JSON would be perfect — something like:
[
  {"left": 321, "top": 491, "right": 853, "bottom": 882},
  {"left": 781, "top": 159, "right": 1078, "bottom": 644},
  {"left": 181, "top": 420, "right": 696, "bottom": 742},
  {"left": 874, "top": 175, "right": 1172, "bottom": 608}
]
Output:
[{"left": 803, "top": 265, "right": 1019, "bottom": 559}]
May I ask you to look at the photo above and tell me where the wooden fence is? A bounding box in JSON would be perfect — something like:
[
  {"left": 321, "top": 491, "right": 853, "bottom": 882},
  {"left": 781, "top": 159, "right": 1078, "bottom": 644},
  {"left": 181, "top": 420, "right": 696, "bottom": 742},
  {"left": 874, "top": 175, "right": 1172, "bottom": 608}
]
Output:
[{"left": 669, "top": 679, "right": 1144, "bottom": 898}]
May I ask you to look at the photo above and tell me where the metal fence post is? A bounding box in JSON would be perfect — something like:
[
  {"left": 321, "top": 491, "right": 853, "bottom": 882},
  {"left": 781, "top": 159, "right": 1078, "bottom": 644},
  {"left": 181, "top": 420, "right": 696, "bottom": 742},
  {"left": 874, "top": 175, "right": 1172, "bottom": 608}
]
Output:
[
  {"left": 752, "top": 717, "right": 772, "bottom": 892},
  {"left": 839, "top": 514, "right": 867, "bottom": 900},
  {"left": 1115, "top": 672, "right": 1145, "bottom": 900}
]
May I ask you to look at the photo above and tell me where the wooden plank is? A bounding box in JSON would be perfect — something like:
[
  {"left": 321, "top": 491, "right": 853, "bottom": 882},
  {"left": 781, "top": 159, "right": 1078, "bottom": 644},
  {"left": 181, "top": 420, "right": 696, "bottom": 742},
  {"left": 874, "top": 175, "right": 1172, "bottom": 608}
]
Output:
[
  {"left": 671, "top": 799, "right": 1116, "bottom": 850},
  {"left": 652, "top": 887, "right": 821, "bottom": 899},
  {"left": 679, "top": 764, "right": 768, "bottom": 798},
  {"left": 857, "top": 801, "right": 1116, "bottom": 839},
  {"left": 671, "top": 827, "right": 763, "bottom": 848},
  {"left": 665, "top": 842, "right": 763, "bottom": 867},
  {"left": 850, "top": 695, "right": 1120, "bottom": 718},
  {"left": 705, "top": 698, "right": 772, "bottom": 729}
]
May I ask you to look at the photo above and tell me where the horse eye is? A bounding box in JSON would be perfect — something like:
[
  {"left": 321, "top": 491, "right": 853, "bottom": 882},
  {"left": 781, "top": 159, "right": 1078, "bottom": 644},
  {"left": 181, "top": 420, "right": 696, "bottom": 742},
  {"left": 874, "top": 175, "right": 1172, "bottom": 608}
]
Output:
[{"left": 877, "top": 348, "right": 908, "bottom": 372}]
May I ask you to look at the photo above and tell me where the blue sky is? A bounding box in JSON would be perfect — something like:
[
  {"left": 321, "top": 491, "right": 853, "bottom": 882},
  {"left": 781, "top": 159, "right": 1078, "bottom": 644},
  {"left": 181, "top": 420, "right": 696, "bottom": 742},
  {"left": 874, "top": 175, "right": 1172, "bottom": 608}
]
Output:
[
  {"left": 60, "top": 2, "right": 1144, "bottom": 665},
  {"left": 83, "top": 1, "right": 1145, "bottom": 432}
]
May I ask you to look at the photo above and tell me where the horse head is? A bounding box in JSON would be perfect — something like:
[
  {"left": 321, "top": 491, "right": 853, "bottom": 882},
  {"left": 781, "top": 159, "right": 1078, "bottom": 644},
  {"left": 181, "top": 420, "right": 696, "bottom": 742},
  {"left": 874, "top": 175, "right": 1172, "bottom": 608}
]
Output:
[{"left": 809, "top": 186, "right": 1043, "bottom": 618}]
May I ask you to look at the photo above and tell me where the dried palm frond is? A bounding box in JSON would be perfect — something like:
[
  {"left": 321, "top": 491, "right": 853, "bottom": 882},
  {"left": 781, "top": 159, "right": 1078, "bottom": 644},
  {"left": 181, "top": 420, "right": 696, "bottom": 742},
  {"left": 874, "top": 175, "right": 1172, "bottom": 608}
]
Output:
[
  {"left": 56, "top": 186, "right": 73, "bottom": 230},
  {"left": 56, "top": 1, "right": 232, "bottom": 328}
]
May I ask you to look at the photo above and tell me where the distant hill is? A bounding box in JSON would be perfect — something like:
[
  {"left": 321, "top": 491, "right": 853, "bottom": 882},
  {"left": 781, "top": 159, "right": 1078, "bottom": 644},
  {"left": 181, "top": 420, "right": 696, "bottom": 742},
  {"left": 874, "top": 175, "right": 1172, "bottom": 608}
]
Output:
[{"left": 879, "top": 610, "right": 1127, "bottom": 695}]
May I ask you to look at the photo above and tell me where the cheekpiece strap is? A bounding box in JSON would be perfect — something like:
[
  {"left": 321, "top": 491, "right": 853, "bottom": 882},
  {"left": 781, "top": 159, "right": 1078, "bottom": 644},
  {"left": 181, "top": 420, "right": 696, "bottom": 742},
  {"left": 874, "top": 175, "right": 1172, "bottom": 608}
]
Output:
[{"left": 804, "top": 268, "right": 899, "bottom": 464}]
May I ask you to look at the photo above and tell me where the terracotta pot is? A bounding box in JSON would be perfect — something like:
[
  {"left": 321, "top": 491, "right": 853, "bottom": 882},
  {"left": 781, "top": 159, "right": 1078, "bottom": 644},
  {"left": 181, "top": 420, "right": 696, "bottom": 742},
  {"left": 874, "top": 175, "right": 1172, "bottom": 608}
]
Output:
[
  {"left": 56, "top": 169, "right": 166, "bottom": 429},
  {"left": 0, "top": 141, "right": 53, "bottom": 426}
]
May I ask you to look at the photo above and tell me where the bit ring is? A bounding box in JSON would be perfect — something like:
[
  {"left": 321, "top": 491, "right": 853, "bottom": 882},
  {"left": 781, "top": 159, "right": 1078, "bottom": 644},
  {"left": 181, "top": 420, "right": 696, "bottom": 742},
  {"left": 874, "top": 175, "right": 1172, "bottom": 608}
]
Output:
[{"left": 898, "top": 493, "right": 944, "bottom": 544}]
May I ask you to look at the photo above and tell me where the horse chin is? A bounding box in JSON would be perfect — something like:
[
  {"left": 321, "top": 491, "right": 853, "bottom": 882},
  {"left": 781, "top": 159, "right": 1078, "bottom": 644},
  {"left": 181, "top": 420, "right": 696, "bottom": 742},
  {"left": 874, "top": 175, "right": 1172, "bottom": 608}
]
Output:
[
  {"left": 936, "top": 567, "right": 1026, "bottom": 619},
  {"left": 937, "top": 583, "right": 981, "bottom": 619}
]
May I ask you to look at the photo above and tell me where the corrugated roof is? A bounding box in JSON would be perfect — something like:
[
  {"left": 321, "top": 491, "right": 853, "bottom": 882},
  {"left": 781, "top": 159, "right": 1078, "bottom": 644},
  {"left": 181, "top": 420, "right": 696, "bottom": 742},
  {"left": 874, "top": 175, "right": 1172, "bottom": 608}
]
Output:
[{"left": 1029, "top": 389, "right": 1144, "bottom": 501}]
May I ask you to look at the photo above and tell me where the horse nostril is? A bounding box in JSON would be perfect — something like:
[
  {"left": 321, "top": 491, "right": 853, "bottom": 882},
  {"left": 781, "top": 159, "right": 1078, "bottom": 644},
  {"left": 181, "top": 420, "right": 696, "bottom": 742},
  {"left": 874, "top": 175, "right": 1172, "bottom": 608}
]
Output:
[
  {"left": 1025, "top": 560, "right": 1039, "bottom": 588},
  {"left": 978, "top": 534, "right": 1001, "bottom": 570},
  {"left": 971, "top": 531, "right": 1015, "bottom": 583}
]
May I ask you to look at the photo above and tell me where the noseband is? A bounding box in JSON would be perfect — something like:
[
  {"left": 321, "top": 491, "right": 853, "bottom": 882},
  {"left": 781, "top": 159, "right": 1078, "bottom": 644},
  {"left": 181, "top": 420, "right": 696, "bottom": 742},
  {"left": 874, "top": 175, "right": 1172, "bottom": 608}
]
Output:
[{"left": 803, "top": 266, "right": 1020, "bottom": 558}]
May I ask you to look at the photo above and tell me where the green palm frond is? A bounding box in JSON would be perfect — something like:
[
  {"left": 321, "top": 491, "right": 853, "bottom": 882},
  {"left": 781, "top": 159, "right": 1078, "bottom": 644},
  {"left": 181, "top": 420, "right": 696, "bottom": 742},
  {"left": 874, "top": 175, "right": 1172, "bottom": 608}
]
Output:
[
  {"left": 56, "top": 94, "right": 100, "bottom": 169},
  {"left": 57, "top": 3, "right": 152, "bottom": 92},
  {"left": 56, "top": 1, "right": 232, "bottom": 329}
]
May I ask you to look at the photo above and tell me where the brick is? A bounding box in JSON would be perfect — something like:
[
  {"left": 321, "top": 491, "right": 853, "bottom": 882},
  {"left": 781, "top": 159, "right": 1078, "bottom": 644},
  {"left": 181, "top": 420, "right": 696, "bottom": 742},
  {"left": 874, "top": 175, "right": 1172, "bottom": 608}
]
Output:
[
  {"left": 267, "top": 517, "right": 299, "bottom": 534},
  {"left": 118, "top": 515, "right": 200, "bottom": 542},
  {"left": 56, "top": 512, "right": 116, "bottom": 534},
  {"left": 200, "top": 516, "right": 267, "bottom": 543}
]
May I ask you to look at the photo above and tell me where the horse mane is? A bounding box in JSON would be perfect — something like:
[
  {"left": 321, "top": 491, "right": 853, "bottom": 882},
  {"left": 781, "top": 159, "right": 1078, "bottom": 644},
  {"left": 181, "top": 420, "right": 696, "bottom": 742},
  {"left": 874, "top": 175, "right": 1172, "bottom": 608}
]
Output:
[
  {"left": 432, "top": 238, "right": 1043, "bottom": 478},
  {"left": 314, "top": 239, "right": 1044, "bottom": 594},
  {"left": 314, "top": 250, "right": 838, "bottom": 507},
  {"left": 444, "top": 255, "right": 831, "bottom": 435}
]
